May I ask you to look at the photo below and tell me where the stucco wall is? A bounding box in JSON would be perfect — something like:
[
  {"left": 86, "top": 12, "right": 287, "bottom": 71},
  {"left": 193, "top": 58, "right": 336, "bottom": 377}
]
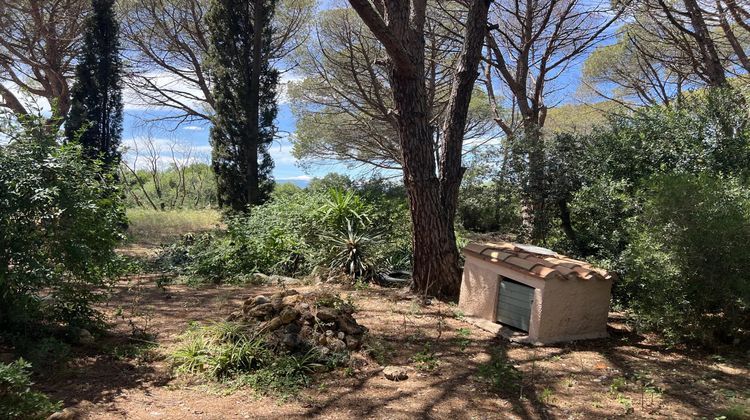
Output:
[
  {"left": 459, "top": 260, "right": 500, "bottom": 320},
  {"left": 536, "top": 276, "right": 612, "bottom": 343},
  {"left": 459, "top": 254, "right": 613, "bottom": 344}
]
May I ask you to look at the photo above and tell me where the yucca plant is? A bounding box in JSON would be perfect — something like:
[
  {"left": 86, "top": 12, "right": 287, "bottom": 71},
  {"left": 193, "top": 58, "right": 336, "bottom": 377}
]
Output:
[
  {"left": 318, "top": 188, "right": 371, "bottom": 229},
  {"left": 324, "top": 219, "right": 383, "bottom": 278}
]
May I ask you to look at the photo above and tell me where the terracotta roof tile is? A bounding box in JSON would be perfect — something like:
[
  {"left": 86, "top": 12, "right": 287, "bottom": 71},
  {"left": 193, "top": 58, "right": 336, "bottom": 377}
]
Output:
[{"left": 462, "top": 241, "right": 616, "bottom": 282}]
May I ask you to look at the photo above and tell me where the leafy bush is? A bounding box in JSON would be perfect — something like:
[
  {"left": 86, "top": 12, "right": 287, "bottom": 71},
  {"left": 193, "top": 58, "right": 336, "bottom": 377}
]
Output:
[
  {"left": 566, "top": 178, "right": 638, "bottom": 266},
  {"left": 620, "top": 174, "right": 750, "bottom": 346},
  {"left": 0, "top": 118, "right": 125, "bottom": 333},
  {"left": 0, "top": 359, "right": 61, "bottom": 419}
]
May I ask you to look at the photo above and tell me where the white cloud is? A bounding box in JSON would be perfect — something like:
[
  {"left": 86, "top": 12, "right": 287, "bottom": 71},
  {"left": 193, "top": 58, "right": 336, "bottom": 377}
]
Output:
[
  {"left": 268, "top": 141, "right": 297, "bottom": 165},
  {"left": 277, "top": 175, "right": 312, "bottom": 181},
  {"left": 182, "top": 125, "right": 205, "bottom": 131}
]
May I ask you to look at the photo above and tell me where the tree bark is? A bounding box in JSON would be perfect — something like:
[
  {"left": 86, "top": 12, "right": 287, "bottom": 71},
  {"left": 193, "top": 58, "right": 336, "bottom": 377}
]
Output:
[
  {"left": 683, "top": 0, "right": 727, "bottom": 87},
  {"left": 349, "top": 0, "right": 490, "bottom": 298}
]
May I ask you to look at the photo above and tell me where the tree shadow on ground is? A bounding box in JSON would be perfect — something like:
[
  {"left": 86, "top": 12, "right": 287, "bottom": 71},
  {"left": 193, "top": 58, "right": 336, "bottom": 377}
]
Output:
[{"left": 297, "top": 300, "right": 549, "bottom": 419}]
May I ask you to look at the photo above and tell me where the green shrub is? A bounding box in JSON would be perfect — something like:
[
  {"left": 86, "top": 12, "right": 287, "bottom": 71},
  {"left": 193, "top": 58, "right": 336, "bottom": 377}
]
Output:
[
  {"left": 621, "top": 174, "right": 750, "bottom": 346},
  {"left": 0, "top": 117, "right": 125, "bottom": 333},
  {"left": 158, "top": 183, "right": 412, "bottom": 283},
  {"left": 0, "top": 359, "right": 61, "bottom": 419}
]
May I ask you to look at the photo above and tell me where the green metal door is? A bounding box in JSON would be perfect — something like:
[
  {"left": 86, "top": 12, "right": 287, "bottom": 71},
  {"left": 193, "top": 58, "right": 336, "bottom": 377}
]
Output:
[{"left": 496, "top": 277, "right": 535, "bottom": 332}]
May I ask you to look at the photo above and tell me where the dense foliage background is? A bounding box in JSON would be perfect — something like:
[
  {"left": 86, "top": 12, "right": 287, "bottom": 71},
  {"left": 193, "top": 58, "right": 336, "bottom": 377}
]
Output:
[{"left": 0, "top": 118, "right": 125, "bottom": 334}]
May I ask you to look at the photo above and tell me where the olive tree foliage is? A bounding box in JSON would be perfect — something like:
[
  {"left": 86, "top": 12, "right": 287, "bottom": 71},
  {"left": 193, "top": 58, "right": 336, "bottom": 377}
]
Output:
[
  {"left": 120, "top": 0, "right": 314, "bottom": 126},
  {"left": 0, "top": 0, "right": 88, "bottom": 124},
  {"left": 289, "top": 3, "right": 496, "bottom": 171}
]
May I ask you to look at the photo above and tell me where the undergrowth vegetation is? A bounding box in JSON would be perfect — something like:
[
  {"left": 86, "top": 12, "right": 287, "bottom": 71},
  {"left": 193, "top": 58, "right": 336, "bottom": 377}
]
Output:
[
  {"left": 156, "top": 181, "right": 412, "bottom": 284},
  {"left": 170, "top": 321, "right": 339, "bottom": 398},
  {"left": 0, "top": 359, "right": 61, "bottom": 419},
  {"left": 0, "top": 117, "right": 125, "bottom": 334}
]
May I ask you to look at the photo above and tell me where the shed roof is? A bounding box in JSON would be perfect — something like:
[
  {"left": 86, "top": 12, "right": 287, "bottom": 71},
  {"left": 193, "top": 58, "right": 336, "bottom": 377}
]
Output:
[{"left": 463, "top": 242, "right": 616, "bottom": 282}]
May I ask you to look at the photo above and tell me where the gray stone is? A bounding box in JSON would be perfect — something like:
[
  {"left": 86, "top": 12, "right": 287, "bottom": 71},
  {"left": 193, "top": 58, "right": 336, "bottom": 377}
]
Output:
[
  {"left": 337, "top": 331, "right": 345, "bottom": 340},
  {"left": 270, "top": 295, "right": 284, "bottom": 311},
  {"left": 328, "top": 338, "right": 347, "bottom": 352},
  {"left": 383, "top": 366, "right": 409, "bottom": 381},
  {"left": 252, "top": 295, "right": 270, "bottom": 305},
  {"left": 78, "top": 329, "right": 94, "bottom": 345},
  {"left": 345, "top": 335, "right": 362, "bottom": 350},
  {"left": 316, "top": 306, "right": 339, "bottom": 322},
  {"left": 336, "top": 314, "right": 365, "bottom": 336},
  {"left": 245, "top": 303, "right": 274, "bottom": 318},
  {"left": 285, "top": 322, "right": 301, "bottom": 334},
  {"left": 282, "top": 333, "right": 299, "bottom": 349},
  {"left": 279, "top": 307, "right": 300, "bottom": 324}
]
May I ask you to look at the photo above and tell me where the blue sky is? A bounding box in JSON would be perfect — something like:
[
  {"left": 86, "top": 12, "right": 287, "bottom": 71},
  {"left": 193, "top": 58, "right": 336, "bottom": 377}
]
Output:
[
  {"left": 121, "top": 101, "right": 327, "bottom": 183},
  {"left": 116, "top": 2, "right": 617, "bottom": 183}
]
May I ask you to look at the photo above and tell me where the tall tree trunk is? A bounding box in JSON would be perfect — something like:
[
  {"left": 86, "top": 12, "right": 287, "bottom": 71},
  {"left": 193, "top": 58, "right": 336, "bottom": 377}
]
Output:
[
  {"left": 519, "top": 116, "right": 547, "bottom": 243},
  {"left": 247, "top": 0, "right": 263, "bottom": 206},
  {"left": 683, "top": 0, "right": 728, "bottom": 86},
  {"left": 387, "top": 13, "right": 459, "bottom": 298},
  {"left": 350, "top": 0, "right": 490, "bottom": 298}
]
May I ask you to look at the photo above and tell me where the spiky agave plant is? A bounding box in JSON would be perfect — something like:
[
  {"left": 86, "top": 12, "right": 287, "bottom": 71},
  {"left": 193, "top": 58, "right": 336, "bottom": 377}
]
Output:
[{"left": 324, "top": 219, "right": 383, "bottom": 278}]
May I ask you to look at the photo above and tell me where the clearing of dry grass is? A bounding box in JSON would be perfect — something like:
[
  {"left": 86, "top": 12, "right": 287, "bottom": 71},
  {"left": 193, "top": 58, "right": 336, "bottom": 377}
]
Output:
[{"left": 126, "top": 208, "right": 223, "bottom": 245}]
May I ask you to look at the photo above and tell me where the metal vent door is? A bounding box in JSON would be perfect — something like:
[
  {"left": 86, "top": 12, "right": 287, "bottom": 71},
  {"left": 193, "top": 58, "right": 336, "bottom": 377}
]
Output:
[{"left": 496, "top": 277, "right": 535, "bottom": 332}]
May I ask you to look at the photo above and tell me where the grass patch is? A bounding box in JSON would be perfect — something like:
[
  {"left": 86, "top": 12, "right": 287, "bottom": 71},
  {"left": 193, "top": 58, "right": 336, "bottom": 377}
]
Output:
[
  {"left": 477, "top": 351, "right": 522, "bottom": 394},
  {"left": 126, "top": 209, "right": 222, "bottom": 245},
  {"left": 170, "top": 322, "right": 328, "bottom": 399}
]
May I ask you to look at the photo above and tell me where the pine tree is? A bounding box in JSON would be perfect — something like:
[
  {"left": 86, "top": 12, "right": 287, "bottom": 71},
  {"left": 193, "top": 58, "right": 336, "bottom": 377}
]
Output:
[
  {"left": 208, "top": 0, "right": 278, "bottom": 212},
  {"left": 65, "top": 0, "right": 124, "bottom": 167}
]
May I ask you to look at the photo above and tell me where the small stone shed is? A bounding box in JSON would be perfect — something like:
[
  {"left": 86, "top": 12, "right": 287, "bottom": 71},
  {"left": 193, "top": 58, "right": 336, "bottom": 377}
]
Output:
[{"left": 459, "top": 242, "right": 616, "bottom": 344}]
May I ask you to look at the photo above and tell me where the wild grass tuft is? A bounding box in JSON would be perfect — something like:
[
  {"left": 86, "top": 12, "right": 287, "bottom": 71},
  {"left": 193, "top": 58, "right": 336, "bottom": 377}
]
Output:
[{"left": 170, "top": 322, "right": 325, "bottom": 398}]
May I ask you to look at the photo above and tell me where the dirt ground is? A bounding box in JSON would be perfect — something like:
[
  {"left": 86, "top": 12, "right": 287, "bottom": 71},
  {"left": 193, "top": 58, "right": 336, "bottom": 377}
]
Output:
[{"left": 32, "top": 274, "right": 749, "bottom": 420}]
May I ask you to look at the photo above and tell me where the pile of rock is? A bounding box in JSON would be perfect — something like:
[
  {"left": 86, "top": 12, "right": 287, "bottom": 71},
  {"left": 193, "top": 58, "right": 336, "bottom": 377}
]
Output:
[{"left": 231, "top": 289, "right": 367, "bottom": 354}]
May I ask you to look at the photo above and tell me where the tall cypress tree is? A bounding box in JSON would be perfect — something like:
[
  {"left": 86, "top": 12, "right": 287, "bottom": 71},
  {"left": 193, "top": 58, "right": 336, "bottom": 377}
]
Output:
[
  {"left": 65, "top": 0, "right": 124, "bottom": 167},
  {"left": 208, "top": 0, "right": 278, "bottom": 212}
]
